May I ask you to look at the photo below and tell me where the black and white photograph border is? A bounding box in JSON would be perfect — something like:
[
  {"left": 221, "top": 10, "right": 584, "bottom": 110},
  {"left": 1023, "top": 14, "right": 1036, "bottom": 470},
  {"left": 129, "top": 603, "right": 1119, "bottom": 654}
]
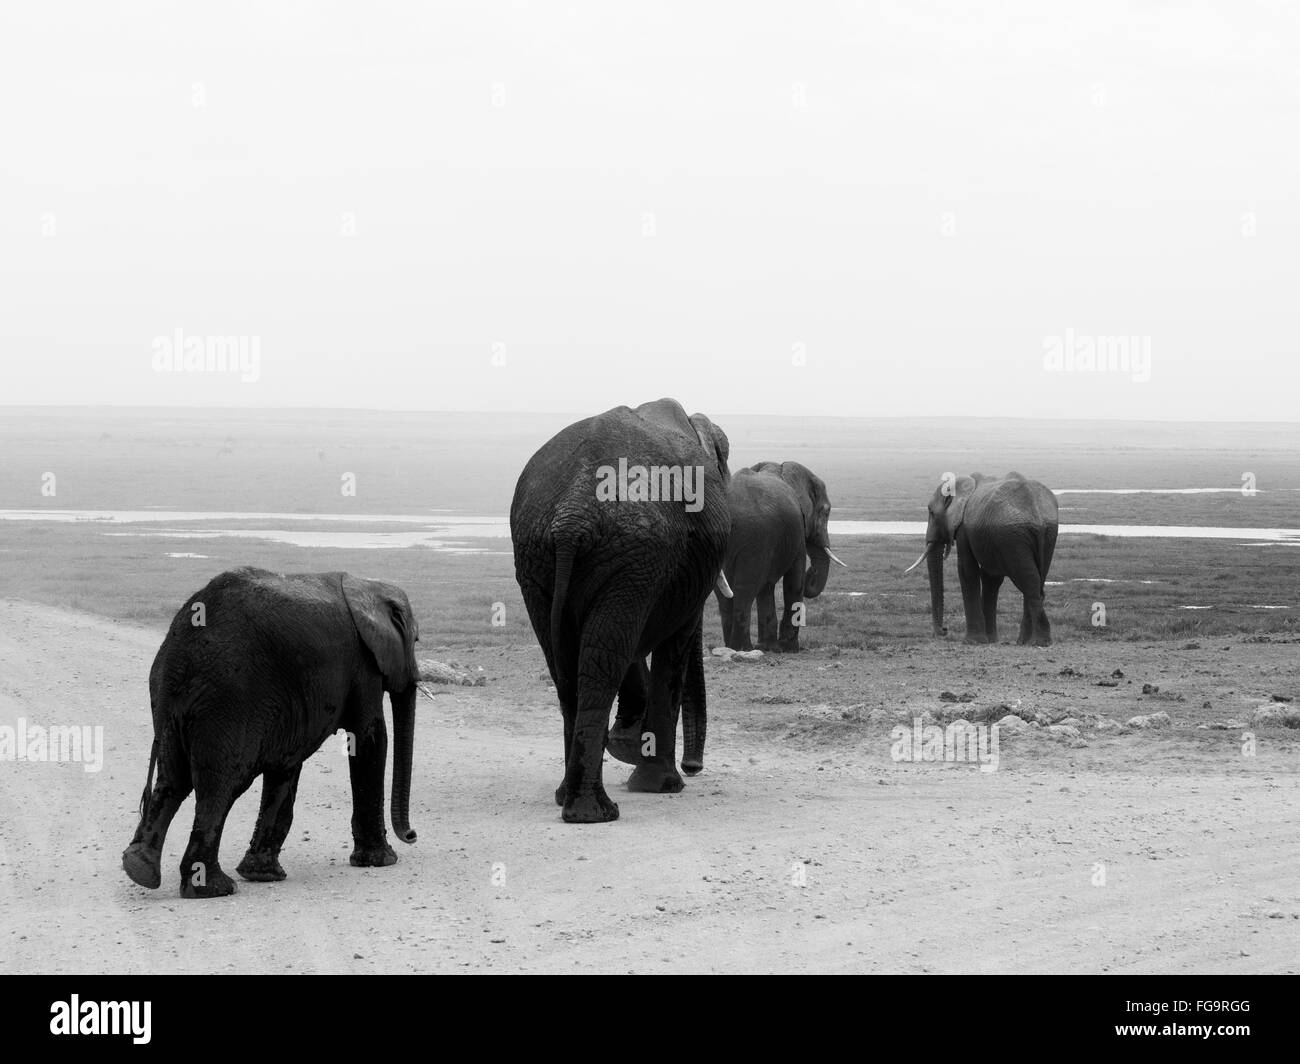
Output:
[{"left": 0, "top": 0, "right": 1297, "bottom": 1007}]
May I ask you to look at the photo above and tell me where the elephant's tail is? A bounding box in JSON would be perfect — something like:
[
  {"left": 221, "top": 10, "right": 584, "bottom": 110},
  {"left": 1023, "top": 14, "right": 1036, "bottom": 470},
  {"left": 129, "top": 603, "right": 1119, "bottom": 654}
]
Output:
[
  {"left": 550, "top": 539, "right": 576, "bottom": 697},
  {"left": 137, "top": 737, "right": 159, "bottom": 819}
]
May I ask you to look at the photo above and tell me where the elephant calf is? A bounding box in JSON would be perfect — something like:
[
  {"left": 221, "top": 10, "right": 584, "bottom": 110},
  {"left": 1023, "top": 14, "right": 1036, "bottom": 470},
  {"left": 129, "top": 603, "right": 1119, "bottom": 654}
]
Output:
[
  {"left": 715, "top": 461, "right": 847, "bottom": 652},
  {"left": 908, "top": 472, "right": 1059, "bottom": 645},
  {"left": 122, "top": 567, "right": 422, "bottom": 898}
]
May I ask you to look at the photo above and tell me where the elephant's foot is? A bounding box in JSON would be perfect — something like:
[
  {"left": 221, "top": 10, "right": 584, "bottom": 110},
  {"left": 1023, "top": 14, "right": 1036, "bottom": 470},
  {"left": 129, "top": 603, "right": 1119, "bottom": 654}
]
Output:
[
  {"left": 681, "top": 754, "right": 704, "bottom": 776},
  {"left": 962, "top": 635, "right": 987, "bottom": 646},
  {"left": 562, "top": 787, "right": 620, "bottom": 823},
  {"left": 350, "top": 842, "right": 398, "bottom": 867},
  {"left": 121, "top": 842, "right": 161, "bottom": 889},
  {"left": 180, "top": 864, "right": 236, "bottom": 899},
  {"left": 932, "top": 627, "right": 948, "bottom": 639},
  {"left": 626, "top": 761, "right": 685, "bottom": 794},
  {"left": 605, "top": 721, "right": 643, "bottom": 766},
  {"left": 554, "top": 780, "right": 567, "bottom": 806},
  {"left": 236, "top": 850, "right": 286, "bottom": 882}
]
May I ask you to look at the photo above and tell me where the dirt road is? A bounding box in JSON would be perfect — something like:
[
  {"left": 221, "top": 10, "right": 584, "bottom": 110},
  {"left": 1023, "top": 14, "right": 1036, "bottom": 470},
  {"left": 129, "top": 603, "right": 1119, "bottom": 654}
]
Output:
[{"left": 1, "top": 599, "right": 1297, "bottom": 973}]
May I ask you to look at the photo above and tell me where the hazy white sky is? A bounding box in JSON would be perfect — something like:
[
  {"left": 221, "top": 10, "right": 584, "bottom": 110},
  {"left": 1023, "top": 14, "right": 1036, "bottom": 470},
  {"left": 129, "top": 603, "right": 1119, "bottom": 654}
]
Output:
[{"left": 1, "top": 1, "right": 1296, "bottom": 419}]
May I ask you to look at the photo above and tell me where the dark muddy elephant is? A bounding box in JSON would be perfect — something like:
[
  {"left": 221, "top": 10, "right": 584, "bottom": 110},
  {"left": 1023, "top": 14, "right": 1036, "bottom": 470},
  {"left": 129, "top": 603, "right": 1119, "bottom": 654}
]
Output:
[
  {"left": 714, "top": 461, "right": 846, "bottom": 652},
  {"left": 906, "top": 472, "right": 1059, "bottom": 646},
  {"left": 122, "top": 567, "right": 421, "bottom": 898},
  {"left": 510, "top": 398, "right": 732, "bottom": 824}
]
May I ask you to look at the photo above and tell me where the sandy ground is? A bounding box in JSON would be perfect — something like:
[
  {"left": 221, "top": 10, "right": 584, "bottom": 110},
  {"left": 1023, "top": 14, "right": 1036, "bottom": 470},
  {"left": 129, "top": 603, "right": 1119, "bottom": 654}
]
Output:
[{"left": 1, "top": 597, "right": 1298, "bottom": 974}]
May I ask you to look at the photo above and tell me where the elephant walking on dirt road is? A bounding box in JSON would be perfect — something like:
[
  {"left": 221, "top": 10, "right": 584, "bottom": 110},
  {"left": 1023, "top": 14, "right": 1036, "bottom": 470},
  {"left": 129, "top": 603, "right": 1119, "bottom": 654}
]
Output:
[
  {"left": 122, "top": 568, "right": 422, "bottom": 898},
  {"left": 510, "top": 398, "right": 732, "bottom": 824},
  {"left": 906, "top": 472, "right": 1059, "bottom": 646}
]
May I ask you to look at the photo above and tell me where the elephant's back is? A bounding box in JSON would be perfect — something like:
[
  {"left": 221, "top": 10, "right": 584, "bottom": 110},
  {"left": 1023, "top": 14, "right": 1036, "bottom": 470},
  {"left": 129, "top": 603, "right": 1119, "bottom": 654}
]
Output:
[
  {"left": 153, "top": 569, "right": 351, "bottom": 707},
  {"left": 977, "top": 476, "right": 1059, "bottom": 530},
  {"left": 510, "top": 406, "right": 723, "bottom": 538},
  {"left": 725, "top": 470, "right": 802, "bottom": 551}
]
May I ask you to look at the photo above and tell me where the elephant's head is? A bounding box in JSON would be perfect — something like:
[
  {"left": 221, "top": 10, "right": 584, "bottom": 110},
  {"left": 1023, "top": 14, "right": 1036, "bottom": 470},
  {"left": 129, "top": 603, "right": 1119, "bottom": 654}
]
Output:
[
  {"left": 915, "top": 474, "right": 977, "bottom": 636},
  {"left": 752, "top": 460, "right": 845, "bottom": 599},
  {"left": 341, "top": 576, "right": 421, "bottom": 845}
]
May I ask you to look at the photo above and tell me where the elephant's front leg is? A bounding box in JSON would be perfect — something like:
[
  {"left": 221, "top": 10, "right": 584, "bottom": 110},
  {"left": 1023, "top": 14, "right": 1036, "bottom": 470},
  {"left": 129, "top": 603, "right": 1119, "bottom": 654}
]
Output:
[
  {"left": 605, "top": 659, "right": 650, "bottom": 768},
  {"left": 347, "top": 709, "right": 397, "bottom": 867},
  {"left": 714, "top": 589, "right": 735, "bottom": 651},
  {"left": 680, "top": 619, "right": 707, "bottom": 776},
  {"left": 627, "top": 625, "right": 691, "bottom": 795},
  {"left": 728, "top": 592, "right": 756, "bottom": 651},
  {"left": 236, "top": 765, "right": 302, "bottom": 882},
  {"left": 956, "top": 544, "right": 987, "bottom": 644},
  {"left": 777, "top": 566, "right": 804, "bottom": 652}
]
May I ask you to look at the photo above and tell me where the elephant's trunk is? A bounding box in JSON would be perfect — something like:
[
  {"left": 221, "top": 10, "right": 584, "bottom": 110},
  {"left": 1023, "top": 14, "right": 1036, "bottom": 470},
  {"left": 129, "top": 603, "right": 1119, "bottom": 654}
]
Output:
[
  {"left": 926, "top": 543, "right": 946, "bottom": 636},
  {"left": 390, "top": 685, "right": 417, "bottom": 843},
  {"left": 804, "top": 544, "right": 831, "bottom": 599}
]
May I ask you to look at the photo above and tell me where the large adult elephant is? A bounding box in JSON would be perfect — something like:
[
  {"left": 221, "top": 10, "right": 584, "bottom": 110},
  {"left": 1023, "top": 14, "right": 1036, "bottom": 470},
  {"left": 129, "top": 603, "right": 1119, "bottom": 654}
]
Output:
[
  {"left": 511, "top": 398, "right": 732, "bottom": 824},
  {"left": 714, "top": 461, "right": 847, "bottom": 652},
  {"left": 122, "top": 568, "right": 421, "bottom": 898},
  {"left": 907, "top": 472, "right": 1059, "bottom": 646}
]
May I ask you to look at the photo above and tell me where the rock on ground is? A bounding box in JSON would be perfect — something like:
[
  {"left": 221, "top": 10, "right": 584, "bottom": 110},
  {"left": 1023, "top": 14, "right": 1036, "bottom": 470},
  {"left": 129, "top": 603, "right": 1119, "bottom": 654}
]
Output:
[
  {"left": 1251, "top": 704, "right": 1300, "bottom": 729},
  {"left": 1125, "top": 711, "right": 1173, "bottom": 730},
  {"left": 417, "top": 659, "right": 486, "bottom": 687}
]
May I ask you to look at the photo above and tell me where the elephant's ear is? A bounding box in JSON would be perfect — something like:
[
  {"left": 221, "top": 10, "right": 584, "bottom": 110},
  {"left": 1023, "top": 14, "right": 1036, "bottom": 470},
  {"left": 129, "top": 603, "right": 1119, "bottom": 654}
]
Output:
[
  {"left": 341, "top": 575, "right": 417, "bottom": 690},
  {"left": 779, "top": 462, "right": 824, "bottom": 539},
  {"left": 946, "top": 475, "right": 977, "bottom": 539},
  {"left": 690, "top": 413, "right": 730, "bottom": 482}
]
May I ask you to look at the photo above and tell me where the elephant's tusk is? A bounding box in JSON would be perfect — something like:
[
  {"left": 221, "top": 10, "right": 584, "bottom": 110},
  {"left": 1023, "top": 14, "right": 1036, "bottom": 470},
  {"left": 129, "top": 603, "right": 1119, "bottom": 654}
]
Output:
[
  {"left": 715, "top": 571, "right": 734, "bottom": 599},
  {"left": 825, "top": 548, "right": 849, "bottom": 569},
  {"left": 903, "top": 548, "right": 929, "bottom": 575}
]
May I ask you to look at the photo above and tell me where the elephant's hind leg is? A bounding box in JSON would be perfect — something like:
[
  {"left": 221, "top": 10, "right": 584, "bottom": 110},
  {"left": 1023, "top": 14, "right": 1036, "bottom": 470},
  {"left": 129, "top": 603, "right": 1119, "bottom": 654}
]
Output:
[
  {"left": 122, "top": 729, "right": 191, "bottom": 890},
  {"left": 755, "top": 583, "right": 779, "bottom": 651},
  {"left": 562, "top": 603, "right": 640, "bottom": 823},
  {"left": 179, "top": 770, "right": 255, "bottom": 899},
  {"left": 1030, "top": 594, "right": 1052, "bottom": 646},
  {"left": 980, "top": 572, "right": 1004, "bottom": 643},
  {"left": 1012, "top": 577, "right": 1052, "bottom": 646},
  {"left": 236, "top": 765, "right": 302, "bottom": 882}
]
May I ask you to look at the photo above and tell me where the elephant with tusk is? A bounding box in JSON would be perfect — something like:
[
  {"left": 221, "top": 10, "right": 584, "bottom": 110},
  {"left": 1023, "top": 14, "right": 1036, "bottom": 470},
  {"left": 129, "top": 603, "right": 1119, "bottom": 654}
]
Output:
[
  {"left": 910, "top": 472, "right": 1059, "bottom": 645},
  {"left": 715, "top": 460, "right": 846, "bottom": 653},
  {"left": 510, "top": 398, "right": 733, "bottom": 823}
]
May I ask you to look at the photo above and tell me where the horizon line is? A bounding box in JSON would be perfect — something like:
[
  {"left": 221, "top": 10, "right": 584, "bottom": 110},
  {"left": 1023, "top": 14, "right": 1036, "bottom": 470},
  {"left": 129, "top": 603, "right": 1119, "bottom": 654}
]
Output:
[{"left": 1, "top": 404, "right": 1298, "bottom": 427}]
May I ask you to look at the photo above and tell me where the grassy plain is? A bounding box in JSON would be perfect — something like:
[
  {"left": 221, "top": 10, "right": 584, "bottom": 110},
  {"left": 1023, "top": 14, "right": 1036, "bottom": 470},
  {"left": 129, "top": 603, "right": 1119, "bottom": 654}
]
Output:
[{"left": 1, "top": 407, "right": 1297, "bottom": 645}]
